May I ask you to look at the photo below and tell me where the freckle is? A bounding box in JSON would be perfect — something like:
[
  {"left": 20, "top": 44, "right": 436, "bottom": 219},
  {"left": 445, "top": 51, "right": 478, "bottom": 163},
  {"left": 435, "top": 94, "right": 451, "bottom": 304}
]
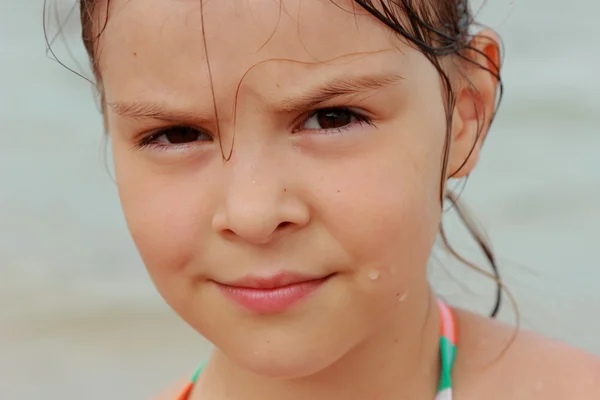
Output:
[
  {"left": 133, "top": 52, "right": 137, "bottom": 56},
  {"left": 394, "top": 338, "right": 399, "bottom": 343},
  {"left": 283, "top": 188, "right": 287, "bottom": 192},
  {"left": 337, "top": 190, "right": 341, "bottom": 193}
]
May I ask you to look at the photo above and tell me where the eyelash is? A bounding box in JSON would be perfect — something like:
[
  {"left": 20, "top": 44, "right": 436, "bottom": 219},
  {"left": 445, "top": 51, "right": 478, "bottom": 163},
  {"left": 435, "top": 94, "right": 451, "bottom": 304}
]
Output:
[
  {"left": 133, "top": 107, "right": 374, "bottom": 150},
  {"left": 134, "top": 126, "right": 213, "bottom": 151},
  {"left": 295, "top": 107, "right": 374, "bottom": 134}
]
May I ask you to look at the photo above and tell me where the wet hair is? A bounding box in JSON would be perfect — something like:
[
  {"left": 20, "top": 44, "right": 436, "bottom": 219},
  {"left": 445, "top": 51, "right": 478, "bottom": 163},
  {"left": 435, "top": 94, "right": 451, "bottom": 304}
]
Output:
[{"left": 49, "top": 0, "right": 505, "bottom": 316}]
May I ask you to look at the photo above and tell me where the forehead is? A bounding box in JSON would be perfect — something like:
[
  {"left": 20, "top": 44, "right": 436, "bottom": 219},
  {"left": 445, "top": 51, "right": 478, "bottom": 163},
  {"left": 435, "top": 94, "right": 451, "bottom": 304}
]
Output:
[{"left": 98, "top": 0, "right": 416, "bottom": 104}]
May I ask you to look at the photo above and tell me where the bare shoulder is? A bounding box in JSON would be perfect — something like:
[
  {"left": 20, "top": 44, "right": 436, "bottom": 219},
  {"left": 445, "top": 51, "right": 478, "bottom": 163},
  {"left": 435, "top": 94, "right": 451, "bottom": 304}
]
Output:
[{"left": 454, "top": 309, "right": 600, "bottom": 400}]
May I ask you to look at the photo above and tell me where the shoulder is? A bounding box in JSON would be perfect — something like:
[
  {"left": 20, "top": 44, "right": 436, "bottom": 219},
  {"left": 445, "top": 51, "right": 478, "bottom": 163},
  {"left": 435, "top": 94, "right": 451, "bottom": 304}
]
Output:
[
  {"left": 508, "top": 331, "right": 600, "bottom": 399},
  {"left": 454, "top": 309, "right": 600, "bottom": 400}
]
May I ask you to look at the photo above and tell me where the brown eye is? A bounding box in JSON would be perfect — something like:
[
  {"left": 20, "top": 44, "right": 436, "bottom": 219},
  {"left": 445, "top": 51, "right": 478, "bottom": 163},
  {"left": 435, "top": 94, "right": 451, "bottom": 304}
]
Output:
[
  {"left": 299, "top": 107, "right": 374, "bottom": 134},
  {"left": 157, "top": 126, "right": 211, "bottom": 144},
  {"left": 136, "top": 126, "right": 214, "bottom": 150},
  {"left": 303, "top": 108, "right": 355, "bottom": 130},
  {"left": 316, "top": 109, "right": 354, "bottom": 129}
]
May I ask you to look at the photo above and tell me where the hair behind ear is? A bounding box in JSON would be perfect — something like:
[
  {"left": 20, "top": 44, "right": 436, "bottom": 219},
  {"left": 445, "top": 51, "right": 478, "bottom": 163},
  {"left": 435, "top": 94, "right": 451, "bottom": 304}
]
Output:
[{"left": 440, "top": 191, "right": 502, "bottom": 317}]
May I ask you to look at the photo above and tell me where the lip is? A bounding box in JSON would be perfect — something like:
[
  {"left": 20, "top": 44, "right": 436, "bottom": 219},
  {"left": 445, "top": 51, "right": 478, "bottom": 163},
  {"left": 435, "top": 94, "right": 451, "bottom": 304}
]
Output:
[{"left": 215, "top": 272, "right": 333, "bottom": 314}]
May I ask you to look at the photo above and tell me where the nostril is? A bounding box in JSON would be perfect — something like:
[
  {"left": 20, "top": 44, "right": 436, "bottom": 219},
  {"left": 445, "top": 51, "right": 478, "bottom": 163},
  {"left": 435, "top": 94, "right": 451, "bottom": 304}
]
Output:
[
  {"left": 222, "top": 228, "right": 237, "bottom": 239},
  {"left": 277, "top": 221, "right": 292, "bottom": 231}
]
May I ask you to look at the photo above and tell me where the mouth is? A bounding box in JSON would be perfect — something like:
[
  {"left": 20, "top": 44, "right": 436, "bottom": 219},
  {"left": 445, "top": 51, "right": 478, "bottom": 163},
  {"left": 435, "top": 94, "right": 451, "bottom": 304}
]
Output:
[{"left": 214, "top": 272, "right": 335, "bottom": 314}]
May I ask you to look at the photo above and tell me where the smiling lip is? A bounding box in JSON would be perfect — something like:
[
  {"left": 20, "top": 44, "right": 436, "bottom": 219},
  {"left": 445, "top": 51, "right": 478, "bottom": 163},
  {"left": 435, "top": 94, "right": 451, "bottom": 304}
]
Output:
[{"left": 215, "top": 272, "right": 332, "bottom": 314}]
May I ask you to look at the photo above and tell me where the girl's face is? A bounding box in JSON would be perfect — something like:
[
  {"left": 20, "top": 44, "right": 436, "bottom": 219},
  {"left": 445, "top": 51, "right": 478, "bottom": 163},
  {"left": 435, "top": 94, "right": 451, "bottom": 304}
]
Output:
[{"left": 99, "top": 0, "right": 488, "bottom": 378}]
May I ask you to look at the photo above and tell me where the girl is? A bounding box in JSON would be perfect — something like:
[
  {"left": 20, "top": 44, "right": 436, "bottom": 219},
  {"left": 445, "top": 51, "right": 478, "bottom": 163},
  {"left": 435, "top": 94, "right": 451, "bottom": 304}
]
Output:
[{"left": 71, "top": 0, "right": 600, "bottom": 398}]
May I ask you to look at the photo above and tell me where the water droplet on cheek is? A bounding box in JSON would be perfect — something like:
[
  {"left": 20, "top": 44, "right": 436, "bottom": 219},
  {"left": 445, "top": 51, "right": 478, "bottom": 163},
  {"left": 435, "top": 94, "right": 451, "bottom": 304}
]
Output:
[
  {"left": 397, "top": 291, "right": 409, "bottom": 303},
  {"left": 368, "top": 270, "right": 380, "bottom": 280}
]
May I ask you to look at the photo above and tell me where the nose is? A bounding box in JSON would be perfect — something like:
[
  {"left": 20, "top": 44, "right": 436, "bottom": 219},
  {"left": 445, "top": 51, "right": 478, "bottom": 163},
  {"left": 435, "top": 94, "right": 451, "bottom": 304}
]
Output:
[{"left": 212, "top": 165, "right": 309, "bottom": 245}]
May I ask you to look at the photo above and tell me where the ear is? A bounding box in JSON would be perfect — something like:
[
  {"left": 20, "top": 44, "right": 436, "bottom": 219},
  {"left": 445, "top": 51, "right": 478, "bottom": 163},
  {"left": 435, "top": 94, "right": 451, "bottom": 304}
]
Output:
[{"left": 447, "top": 29, "right": 501, "bottom": 179}]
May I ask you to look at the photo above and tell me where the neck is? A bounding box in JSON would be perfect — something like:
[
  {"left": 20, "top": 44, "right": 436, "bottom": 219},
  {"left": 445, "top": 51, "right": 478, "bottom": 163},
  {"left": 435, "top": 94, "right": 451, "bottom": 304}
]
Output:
[{"left": 199, "top": 285, "right": 441, "bottom": 400}]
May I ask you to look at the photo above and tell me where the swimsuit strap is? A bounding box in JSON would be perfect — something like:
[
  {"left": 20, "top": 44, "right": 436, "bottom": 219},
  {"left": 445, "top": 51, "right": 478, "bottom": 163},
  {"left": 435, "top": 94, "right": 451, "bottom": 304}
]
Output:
[
  {"left": 180, "top": 299, "right": 457, "bottom": 400},
  {"left": 435, "top": 298, "right": 457, "bottom": 400},
  {"left": 176, "top": 367, "right": 203, "bottom": 400}
]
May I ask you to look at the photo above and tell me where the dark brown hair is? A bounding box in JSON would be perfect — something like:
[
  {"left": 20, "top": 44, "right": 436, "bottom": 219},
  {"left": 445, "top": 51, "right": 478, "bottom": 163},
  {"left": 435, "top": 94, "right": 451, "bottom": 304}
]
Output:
[{"left": 52, "top": 0, "right": 505, "bottom": 316}]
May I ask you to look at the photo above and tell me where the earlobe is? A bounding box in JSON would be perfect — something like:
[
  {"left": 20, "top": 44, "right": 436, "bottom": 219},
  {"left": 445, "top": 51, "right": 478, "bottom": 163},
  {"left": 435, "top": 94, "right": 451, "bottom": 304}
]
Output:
[{"left": 447, "top": 30, "right": 501, "bottom": 179}]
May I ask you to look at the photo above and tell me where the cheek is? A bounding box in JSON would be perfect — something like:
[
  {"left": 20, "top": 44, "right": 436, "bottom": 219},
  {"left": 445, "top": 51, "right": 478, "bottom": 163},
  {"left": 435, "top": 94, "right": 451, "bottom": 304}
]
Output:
[
  {"left": 306, "top": 126, "right": 445, "bottom": 334},
  {"left": 328, "top": 167, "right": 440, "bottom": 303},
  {"left": 112, "top": 145, "right": 212, "bottom": 282},
  {"left": 316, "top": 134, "right": 444, "bottom": 281}
]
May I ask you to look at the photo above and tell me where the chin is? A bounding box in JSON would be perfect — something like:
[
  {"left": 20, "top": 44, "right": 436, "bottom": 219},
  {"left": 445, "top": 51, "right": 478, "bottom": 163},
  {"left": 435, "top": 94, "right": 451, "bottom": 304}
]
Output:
[
  {"left": 213, "top": 325, "right": 355, "bottom": 380},
  {"left": 198, "top": 285, "right": 372, "bottom": 380},
  {"left": 233, "top": 348, "right": 341, "bottom": 380}
]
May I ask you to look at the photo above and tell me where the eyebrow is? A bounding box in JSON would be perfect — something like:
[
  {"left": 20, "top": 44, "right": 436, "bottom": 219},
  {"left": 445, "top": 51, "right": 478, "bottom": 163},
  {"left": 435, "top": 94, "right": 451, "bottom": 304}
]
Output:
[
  {"left": 107, "top": 72, "right": 404, "bottom": 122},
  {"left": 277, "top": 71, "right": 404, "bottom": 112},
  {"left": 107, "top": 101, "right": 212, "bottom": 124}
]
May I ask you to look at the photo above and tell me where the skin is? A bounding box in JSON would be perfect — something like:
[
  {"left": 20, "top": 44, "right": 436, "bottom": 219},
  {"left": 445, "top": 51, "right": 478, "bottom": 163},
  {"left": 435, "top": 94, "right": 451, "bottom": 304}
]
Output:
[{"left": 91, "top": 0, "right": 600, "bottom": 398}]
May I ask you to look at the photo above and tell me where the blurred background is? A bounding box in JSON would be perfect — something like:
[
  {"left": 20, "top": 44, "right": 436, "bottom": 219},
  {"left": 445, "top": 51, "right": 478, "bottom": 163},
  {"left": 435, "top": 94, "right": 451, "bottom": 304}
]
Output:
[{"left": 1, "top": 0, "right": 599, "bottom": 398}]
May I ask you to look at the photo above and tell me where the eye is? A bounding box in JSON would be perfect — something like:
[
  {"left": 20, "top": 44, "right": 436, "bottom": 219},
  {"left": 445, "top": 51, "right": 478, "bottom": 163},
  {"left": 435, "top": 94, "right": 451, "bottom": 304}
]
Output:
[
  {"left": 300, "top": 108, "right": 371, "bottom": 132},
  {"left": 137, "top": 126, "right": 212, "bottom": 149},
  {"left": 154, "top": 126, "right": 211, "bottom": 144}
]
